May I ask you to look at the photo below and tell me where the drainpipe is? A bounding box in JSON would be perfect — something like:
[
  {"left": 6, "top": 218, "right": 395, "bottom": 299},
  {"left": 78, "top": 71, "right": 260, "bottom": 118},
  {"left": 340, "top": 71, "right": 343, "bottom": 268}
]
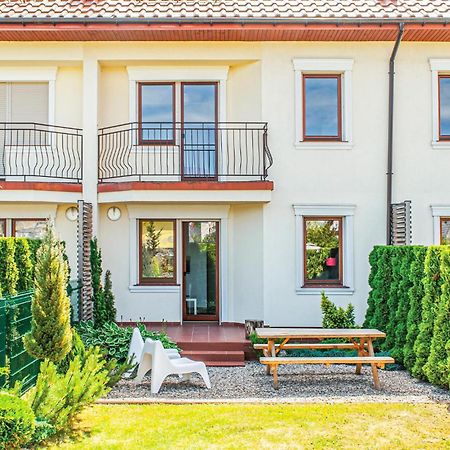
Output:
[{"left": 386, "top": 23, "right": 405, "bottom": 245}]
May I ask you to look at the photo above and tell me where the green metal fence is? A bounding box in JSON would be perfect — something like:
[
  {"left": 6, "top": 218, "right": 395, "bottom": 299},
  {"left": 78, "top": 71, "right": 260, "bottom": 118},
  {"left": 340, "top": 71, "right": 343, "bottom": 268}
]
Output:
[{"left": 0, "top": 291, "right": 40, "bottom": 392}]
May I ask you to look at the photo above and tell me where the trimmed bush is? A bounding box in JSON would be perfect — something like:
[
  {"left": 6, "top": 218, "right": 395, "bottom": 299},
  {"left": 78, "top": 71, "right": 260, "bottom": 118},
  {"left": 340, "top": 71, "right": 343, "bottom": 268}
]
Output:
[
  {"left": 391, "top": 247, "right": 417, "bottom": 363},
  {"left": 412, "top": 246, "right": 443, "bottom": 380},
  {"left": 363, "top": 247, "right": 380, "bottom": 328},
  {"left": 24, "top": 224, "right": 72, "bottom": 363},
  {"left": 403, "top": 246, "right": 427, "bottom": 371},
  {"left": 0, "top": 238, "right": 18, "bottom": 297},
  {"left": 103, "top": 269, "right": 117, "bottom": 324},
  {"left": 0, "top": 392, "right": 35, "bottom": 449},
  {"left": 14, "top": 238, "right": 33, "bottom": 293},
  {"left": 321, "top": 292, "right": 355, "bottom": 329},
  {"left": 423, "top": 247, "right": 450, "bottom": 387}
]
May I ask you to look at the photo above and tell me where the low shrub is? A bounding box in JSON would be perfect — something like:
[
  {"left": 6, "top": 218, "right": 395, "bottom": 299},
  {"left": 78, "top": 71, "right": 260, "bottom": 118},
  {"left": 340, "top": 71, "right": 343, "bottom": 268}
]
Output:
[
  {"left": 0, "top": 391, "right": 35, "bottom": 449},
  {"left": 77, "top": 321, "right": 178, "bottom": 363},
  {"left": 321, "top": 292, "right": 355, "bottom": 329},
  {"left": 30, "top": 419, "right": 56, "bottom": 446}
]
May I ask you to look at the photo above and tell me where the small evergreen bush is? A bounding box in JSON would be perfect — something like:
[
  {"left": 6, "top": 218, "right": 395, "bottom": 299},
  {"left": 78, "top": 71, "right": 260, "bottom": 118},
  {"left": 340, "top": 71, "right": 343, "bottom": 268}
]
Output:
[
  {"left": 321, "top": 292, "right": 355, "bottom": 329},
  {"left": 103, "top": 269, "right": 116, "bottom": 323},
  {"left": 0, "top": 238, "right": 19, "bottom": 297},
  {"left": 0, "top": 392, "right": 35, "bottom": 449},
  {"left": 412, "top": 246, "right": 443, "bottom": 380},
  {"left": 403, "top": 246, "right": 427, "bottom": 371},
  {"left": 14, "top": 238, "right": 33, "bottom": 293},
  {"left": 423, "top": 247, "right": 450, "bottom": 387},
  {"left": 30, "top": 419, "right": 56, "bottom": 446},
  {"left": 363, "top": 246, "right": 380, "bottom": 328}
]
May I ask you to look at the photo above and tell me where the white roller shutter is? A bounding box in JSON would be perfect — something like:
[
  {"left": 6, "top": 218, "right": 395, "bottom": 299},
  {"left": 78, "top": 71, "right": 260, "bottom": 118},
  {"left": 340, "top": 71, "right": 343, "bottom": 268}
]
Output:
[{"left": 10, "top": 82, "right": 49, "bottom": 124}]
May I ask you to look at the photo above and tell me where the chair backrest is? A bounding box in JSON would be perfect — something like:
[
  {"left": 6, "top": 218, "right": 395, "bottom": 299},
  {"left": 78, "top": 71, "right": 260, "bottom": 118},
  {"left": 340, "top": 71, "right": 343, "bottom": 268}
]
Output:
[{"left": 127, "top": 328, "right": 144, "bottom": 365}]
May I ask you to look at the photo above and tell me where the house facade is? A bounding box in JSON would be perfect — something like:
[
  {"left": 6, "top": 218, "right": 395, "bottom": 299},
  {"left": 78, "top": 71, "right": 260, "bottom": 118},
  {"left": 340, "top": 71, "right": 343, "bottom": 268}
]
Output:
[{"left": 1, "top": 1, "right": 450, "bottom": 327}]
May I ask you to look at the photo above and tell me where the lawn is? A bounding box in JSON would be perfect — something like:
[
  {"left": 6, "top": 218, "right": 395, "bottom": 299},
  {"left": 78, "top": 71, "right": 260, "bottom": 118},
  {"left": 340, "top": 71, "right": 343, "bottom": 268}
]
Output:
[{"left": 46, "top": 403, "right": 449, "bottom": 449}]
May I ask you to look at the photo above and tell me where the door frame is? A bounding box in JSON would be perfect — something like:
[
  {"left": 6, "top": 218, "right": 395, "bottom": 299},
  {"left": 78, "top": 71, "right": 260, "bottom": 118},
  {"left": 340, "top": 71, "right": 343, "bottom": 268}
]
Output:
[
  {"left": 182, "top": 220, "right": 220, "bottom": 322},
  {"left": 180, "top": 82, "right": 219, "bottom": 181}
]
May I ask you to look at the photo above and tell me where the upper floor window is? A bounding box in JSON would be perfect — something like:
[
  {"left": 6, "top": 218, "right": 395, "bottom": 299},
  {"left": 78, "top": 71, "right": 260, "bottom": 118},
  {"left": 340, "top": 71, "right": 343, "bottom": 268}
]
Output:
[
  {"left": 138, "top": 82, "right": 175, "bottom": 144},
  {"left": 303, "top": 75, "right": 342, "bottom": 141},
  {"left": 440, "top": 217, "right": 450, "bottom": 244},
  {"left": 439, "top": 75, "right": 450, "bottom": 140},
  {"left": 303, "top": 217, "right": 343, "bottom": 287}
]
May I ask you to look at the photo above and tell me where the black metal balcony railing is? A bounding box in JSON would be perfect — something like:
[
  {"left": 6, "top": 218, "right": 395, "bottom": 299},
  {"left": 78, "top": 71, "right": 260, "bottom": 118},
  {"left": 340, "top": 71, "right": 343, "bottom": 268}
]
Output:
[
  {"left": 0, "top": 123, "right": 82, "bottom": 183},
  {"left": 98, "top": 122, "right": 272, "bottom": 182}
]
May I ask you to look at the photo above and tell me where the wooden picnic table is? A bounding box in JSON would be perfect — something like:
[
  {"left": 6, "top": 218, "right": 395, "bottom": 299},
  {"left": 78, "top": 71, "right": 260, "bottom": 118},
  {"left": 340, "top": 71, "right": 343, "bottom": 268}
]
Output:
[{"left": 255, "top": 328, "right": 394, "bottom": 390}]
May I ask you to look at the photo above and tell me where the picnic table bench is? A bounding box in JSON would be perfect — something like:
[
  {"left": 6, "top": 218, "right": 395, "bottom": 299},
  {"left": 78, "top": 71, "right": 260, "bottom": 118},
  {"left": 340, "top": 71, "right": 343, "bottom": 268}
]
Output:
[{"left": 255, "top": 328, "right": 394, "bottom": 390}]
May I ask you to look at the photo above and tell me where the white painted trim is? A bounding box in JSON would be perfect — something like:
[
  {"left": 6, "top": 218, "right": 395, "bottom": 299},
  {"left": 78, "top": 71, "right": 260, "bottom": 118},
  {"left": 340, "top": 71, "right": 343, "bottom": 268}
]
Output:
[
  {"left": 129, "top": 285, "right": 181, "bottom": 294},
  {"left": 429, "top": 59, "right": 450, "bottom": 145},
  {"left": 220, "top": 217, "right": 228, "bottom": 324},
  {"left": 429, "top": 59, "right": 450, "bottom": 72},
  {"left": 293, "top": 204, "right": 356, "bottom": 295},
  {"left": 0, "top": 67, "right": 57, "bottom": 82},
  {"left": 431, "top": 205, "right": 450, "bottom": 244},
  {"left": 292, "top": 58, "right": 353, "bottom": 149}
]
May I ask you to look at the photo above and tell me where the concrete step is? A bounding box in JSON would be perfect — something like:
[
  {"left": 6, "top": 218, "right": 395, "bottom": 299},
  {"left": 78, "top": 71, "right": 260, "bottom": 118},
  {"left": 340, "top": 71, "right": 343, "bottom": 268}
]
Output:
[{"left": 181, "top": 350, "right": 245, "bottom": 366}]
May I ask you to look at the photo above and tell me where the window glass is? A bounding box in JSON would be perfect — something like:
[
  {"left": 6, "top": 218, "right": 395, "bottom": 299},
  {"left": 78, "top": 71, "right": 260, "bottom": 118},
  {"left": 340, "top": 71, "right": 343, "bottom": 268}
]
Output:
[
  {"left": 139, "top": 83, "right": 174, "bottom": 142},
  {"left": 0, "top": 220, "right": 5, "bottom": 237},
  {"left": 439, "top": 76, "right": 450, "bottom": 138},
  {"left": 140, "top": 220, "right": 175, "bottom": 283},
  {"left": 441, "top": 218, "right": 450, "bottom": 244},
  {"left": 13, "top": 219, "right": 47, "bottom": 239},
  {"left": 303, "top": 75, "right": 340, "bottom": 139},
  {"left": 304, "top": 218, "right": 342, "bottom": 284}
]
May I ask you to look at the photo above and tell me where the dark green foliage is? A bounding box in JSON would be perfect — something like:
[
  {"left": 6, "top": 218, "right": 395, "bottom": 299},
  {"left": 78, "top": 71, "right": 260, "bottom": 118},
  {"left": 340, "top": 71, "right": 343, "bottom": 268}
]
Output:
[
  {"left": 366, "top": 246, "right": 394, "bottom": 334},
  {"left": 321, "top": 292, "right": 355, "bottom": 329},
  {"left": 412, "top": 246, "right": 443, "bottom": 380},
  {"left": 363, "top": 247, "right": 380, "bottom": 328},
  {"left": 30, "top": 419, "right": 56, "bottom": 445},
  {"left": 76, "top": 320, "right": 178, "bottom": 363},
  {"left": 0, "top": 391, "right": 35, "bottom": 449},
  {"left": 0, "top": 238, "right": 19, "bottom": 296},
  {"left": 27, "top": 239, "right": 42, "bottom": 276},
  {"left": 404, "top": 246, "right": 427, "bottom": 371},
  {"left": 383, "top": 247, "right": 406, "bottom": 351},
  {"left": 28, "top": 348, "right": 110, "bottom": 431},
  {"left": 23, "top": 224, "right": 72, "bottom": 363},
  {"left": 423, "top": 247, "right": 450, "bottom": 387},
  {"left": 103, "top": 270, "right": 116, "bottom": 324},
  {"left": 14, "top": 238, "right": 33, "bottom": 293},
  {"left": 391, "top": 247, "right": 417, "bottom": 363}
]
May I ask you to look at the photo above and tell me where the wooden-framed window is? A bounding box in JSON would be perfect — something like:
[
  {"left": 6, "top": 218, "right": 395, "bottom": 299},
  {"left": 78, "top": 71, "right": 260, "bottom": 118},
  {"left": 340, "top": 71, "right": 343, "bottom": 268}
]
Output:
[
  {"left": 139, "top": 219, "right": 176, "bottom": 285},
  {"left": 303, "top": 216, "right": 343, "bottom": 287},
  {"left": 439, "top": 75, "right": 450, "bottom": 140},
  {"left": 12, "top": 218, "right": 47, "bottom": 239},
  {"left": 302, "top": 74, "right": 342, "bottom": 141},
  {"left": 138, "top": 82, "right": 176, "bottom": 145},
  {"left": 440, "top": 217, "right": 450, "bottom": 244},
  {"left": 0, "top": 219, "right": 5, "bottom": 237}
]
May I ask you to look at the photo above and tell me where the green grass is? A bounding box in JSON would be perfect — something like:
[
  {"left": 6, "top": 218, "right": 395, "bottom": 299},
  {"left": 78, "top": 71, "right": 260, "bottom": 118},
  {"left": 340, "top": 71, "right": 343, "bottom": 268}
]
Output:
[{"left": 46, "top": 403, "right": 450, "bottom": 450}]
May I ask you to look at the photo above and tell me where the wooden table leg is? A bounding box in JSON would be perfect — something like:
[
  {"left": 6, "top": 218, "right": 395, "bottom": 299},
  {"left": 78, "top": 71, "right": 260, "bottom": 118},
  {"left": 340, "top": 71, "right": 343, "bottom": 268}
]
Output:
[
  {"left": 272, "top": 364, "right": 279, "bottom": 390},
  {"left": 367, "top": 338, "right": 380, "bottom": 389},
  {"left": 355, "top": 338, "right": 364, "bottom": 375},
  {"left": 266, "top": 339, "right": 275, "bottom": 375}
]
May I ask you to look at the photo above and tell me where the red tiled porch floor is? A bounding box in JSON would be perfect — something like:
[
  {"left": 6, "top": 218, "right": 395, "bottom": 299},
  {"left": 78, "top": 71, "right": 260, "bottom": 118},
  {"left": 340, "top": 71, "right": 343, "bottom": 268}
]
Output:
[{"left": 146, "top": 323, "right": 251, "bottom": 366}]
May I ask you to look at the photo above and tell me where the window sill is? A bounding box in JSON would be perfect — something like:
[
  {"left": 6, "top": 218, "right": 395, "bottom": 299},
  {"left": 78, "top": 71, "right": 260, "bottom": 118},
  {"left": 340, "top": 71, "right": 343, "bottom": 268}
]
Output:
[
  {"left": 431, "top": 141, "right": 450, "bottom": 150},
  {"left": 129, "top": 284, "right": 181, "bottom": 293},
  {"left": 296, "top": 286, "right": 354, "bottom": 296},
  {"left": 295, "top": 141, "right": 353, "bottom": 151}
]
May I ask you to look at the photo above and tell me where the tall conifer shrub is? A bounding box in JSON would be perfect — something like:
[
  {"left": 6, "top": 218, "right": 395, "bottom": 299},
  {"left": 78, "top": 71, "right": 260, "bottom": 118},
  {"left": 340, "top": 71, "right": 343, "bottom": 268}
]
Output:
[
  {"left": 363, "top": 247, "right": 380, "bottom": 328},
  {"left": 14, "top": 238, "right": 33, "bottom": 293},
  {"left": 0, "top": 238, "right": 19, "bottom": 296}
]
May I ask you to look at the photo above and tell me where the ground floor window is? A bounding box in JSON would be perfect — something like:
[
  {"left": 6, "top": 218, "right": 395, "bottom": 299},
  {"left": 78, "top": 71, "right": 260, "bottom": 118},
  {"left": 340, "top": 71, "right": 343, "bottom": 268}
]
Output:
[
  {"left": 12, "top": 219, "right": 47, "bottom": 239},
  {"left": 440, "top": 217, "right": 450, "bottom": 244},
  {"left": 0, "top": 219, "right": 5, "bottom": 237},
  {"left": 139, "top": 219, "right": 176, "bottom": 285},
  {"left": 303, "top": 217, "right": 343, "bottom": 287}
]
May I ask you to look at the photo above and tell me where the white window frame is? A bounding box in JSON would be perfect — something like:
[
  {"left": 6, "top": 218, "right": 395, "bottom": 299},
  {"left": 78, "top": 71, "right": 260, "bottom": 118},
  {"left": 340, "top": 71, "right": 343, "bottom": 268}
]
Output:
[
  {"left": 0, "top": 67, "right": 57, "bottom": 125},
  {"left": 292, "top": 59, "right": 353, "bottom": 150},
  {"left": 293, "top": 204, "right": 356, "bottom": 295},
  {"left": 430, "top": 59, "right": 450, "bottom": 149},
  {"left": 430, "top": 205, "right": 450, "bottom": 243}
]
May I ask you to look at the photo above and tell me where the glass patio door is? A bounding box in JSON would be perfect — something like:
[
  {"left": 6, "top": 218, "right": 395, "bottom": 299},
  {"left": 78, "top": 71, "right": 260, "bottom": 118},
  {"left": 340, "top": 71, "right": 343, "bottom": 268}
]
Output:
[
  {"left": 181, "top": 83, "right": 218, "bottom": 179},
  {"left": 183, "top": 221, "right": 219, "bottom": 321}
]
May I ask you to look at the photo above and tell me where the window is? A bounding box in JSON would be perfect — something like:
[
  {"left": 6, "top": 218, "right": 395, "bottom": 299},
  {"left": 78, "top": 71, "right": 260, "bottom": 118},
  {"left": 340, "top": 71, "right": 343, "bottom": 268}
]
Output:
[
  {"left": 12, "top": 219, "right": 47, "bottom": 239},
  {"left": 139, "top": 220, "right": 176, "bottom": 284},
  {"left": 303, "top": 217, "right": 343, "bottom": 286},
  {"left": 138, "top": 82, "right": 175, "bottom": 144},
  {"left": 440, "top": 217, "right": 450, "bottom": 244},
  {"left": 439, "top": 75, "right": 450, "bottom": 140},
  {"left": 303, "top": 75, "right": 341, "bottom": 140},
  {"left": 0, "top": 220, "right": 5, "bottom": 237}
]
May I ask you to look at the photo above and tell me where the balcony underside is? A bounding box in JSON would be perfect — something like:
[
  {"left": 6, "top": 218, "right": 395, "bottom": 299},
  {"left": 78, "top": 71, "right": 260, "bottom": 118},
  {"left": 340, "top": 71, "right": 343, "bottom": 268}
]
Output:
[
  {"left": 98, "top": 180, "right": 273, "bottom": 204},
  {"left": 0, "top": 181, "right": 82, "bottom": 203}
]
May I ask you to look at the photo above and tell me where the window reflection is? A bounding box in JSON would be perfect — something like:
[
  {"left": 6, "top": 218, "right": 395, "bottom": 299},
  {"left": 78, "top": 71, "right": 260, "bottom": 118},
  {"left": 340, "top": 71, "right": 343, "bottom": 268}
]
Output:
[
  {"left": 439, "top": 76, "right": 450, "bottom": 138},
  {"left": 441, "top": 218, "right": 450, "bottom": 245},
  {"left": 13, "top": 219, "right": 47, "bottom": 239}
]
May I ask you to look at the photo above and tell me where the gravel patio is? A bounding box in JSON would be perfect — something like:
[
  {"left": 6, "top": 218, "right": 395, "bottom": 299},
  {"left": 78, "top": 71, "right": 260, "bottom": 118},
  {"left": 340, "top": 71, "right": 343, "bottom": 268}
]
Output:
[{"left": 105, "top": 362, "right": 450, "bottom": 404}]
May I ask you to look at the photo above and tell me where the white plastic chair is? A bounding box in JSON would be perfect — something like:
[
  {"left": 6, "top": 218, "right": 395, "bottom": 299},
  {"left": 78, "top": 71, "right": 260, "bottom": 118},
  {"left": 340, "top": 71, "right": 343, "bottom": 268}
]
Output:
[
  {"left": 124, "top": 328, "right": 180, "bottom": 378},
  {"left": 135, "top": 340, "right": 211, "bottom": 394}
]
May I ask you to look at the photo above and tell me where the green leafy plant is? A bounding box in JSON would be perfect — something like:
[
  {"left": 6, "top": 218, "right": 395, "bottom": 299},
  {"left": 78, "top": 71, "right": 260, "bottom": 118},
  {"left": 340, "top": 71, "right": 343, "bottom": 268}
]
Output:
[
  {"left": 412, "top": 246, "right": 443, "bottom": 380},
  {"left": 14, "top": 238, "right": 33, "bottom": 293},
  {"left": 423, "top": 246, "right": 450, "bottom": 387},
  {"left": 0, "top": 391, "right": 35, "bottom": 449},
  {"left": 23, "top": 223, "right": 72, "bottom": 363},
  {"left": 30, "top": 419, "right": 56, "bottom": 446},
  {"left": 0, "top": 238, "right": 19, "bottom": 297},
  {"left": 76, "top": 321, "right": 178, "bottom": 363},
  {"left": 321, "top": 292, "right": 355, "bottom": 329},
  {"left": 103, "top": 270, "right": 116, "bottom": 324},
  {"left": 363, "top": 246, "right": 380, "bottom": 328},
  {"left": 27, "top": 346, "right": 110, "bottom": 431}
]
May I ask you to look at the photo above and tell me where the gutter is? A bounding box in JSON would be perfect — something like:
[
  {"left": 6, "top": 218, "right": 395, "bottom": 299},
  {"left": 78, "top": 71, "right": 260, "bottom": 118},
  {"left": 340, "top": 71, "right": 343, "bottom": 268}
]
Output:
[{"left": 386, "top": 23, "right": 404, "bottom": 245}]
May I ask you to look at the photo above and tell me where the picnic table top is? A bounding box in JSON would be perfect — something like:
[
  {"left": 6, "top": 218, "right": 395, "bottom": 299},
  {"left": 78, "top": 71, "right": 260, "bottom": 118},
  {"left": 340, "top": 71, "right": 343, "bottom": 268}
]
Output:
[{"left": 255, "top": 328, "right": 386, "bottom": 339}]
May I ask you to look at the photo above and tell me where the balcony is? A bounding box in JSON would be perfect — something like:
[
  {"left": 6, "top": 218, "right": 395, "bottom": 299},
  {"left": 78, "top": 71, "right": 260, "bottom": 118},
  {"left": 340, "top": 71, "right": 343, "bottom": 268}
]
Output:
[
  {"left": 98, "top": 122, "right": 273, "bottom": 185},
  {"left": 0, "top": 123, "right": 83, "bottom": 183}
]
